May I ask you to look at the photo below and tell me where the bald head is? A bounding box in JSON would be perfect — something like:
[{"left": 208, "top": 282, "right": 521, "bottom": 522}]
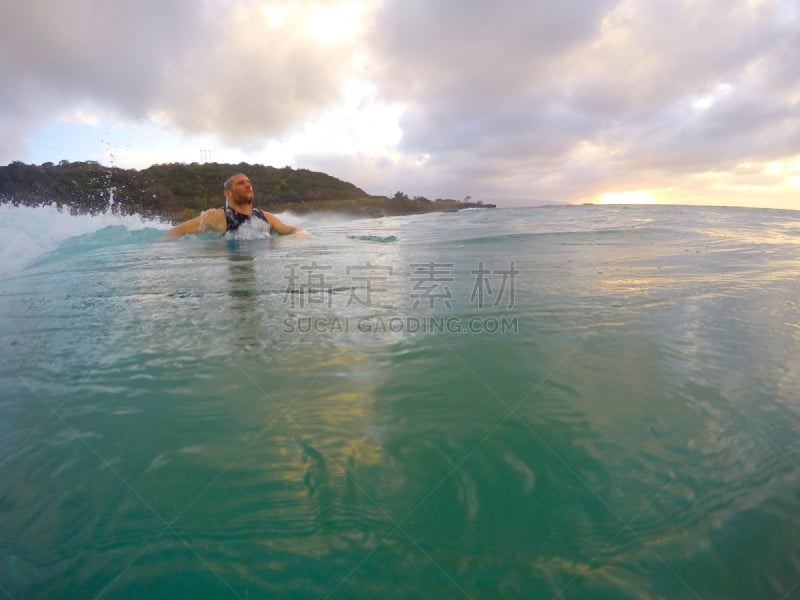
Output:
[{"left": 224, "top": 172, "right": 247, "bottom": 191}]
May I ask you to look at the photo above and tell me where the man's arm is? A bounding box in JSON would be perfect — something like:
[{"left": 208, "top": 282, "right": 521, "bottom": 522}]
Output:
[
  {"left": 164, "top": 209, "right": 226, "bottom": 240},
  {"left": 264, "top": 212, "right": 301, "bottom": 235}
]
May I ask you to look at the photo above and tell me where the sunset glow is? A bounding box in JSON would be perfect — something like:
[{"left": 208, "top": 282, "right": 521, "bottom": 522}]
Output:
[{"left": 597, "top": 191, "right": 658, "bottom": 205}]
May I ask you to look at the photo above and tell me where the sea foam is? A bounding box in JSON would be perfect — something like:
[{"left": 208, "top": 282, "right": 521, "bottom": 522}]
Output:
[{"left": 0, "top": 203, "right": 169, "bottom": 276}]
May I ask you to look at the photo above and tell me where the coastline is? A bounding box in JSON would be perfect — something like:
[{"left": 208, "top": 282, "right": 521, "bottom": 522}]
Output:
[{"left": 0, "top": 160, "right": 495, "bottom": 223}]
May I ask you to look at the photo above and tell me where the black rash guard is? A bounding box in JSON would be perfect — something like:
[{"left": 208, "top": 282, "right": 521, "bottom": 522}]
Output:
[{"left": 223, "top": 206, "right": 271, "bottom": 234}]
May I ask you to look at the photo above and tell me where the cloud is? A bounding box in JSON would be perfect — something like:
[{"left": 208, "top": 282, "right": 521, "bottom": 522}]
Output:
[
  {"left": 156, "top": 2, "right": 366, "bottom": 146},
  {"left": 0, "top": 0, "right": 201, "bottom": 157},
  {"left": 365, "top": 0, "right": 800, "bottom": 202},
  {"left": 1, "top": 0, "right": 798, "bottom": 206},
  {"left": 0, "top": 1, "right": 200, "bottom": 114},
  {"left": 0, "top": 0, "right": 365, "bottom": 152},
  {"left": 367, "top": 0, "right": 616, "bottom": 152}
]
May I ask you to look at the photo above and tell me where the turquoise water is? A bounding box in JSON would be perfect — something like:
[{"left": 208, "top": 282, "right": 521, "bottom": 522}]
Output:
[{"left": 1, "top": 203, "right": 799, "bottom": 598}]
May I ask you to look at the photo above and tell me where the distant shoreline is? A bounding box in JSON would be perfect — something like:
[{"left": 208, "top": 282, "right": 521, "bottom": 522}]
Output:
[{"left": 0, "top": 160, "right": 495, "bottom": 223}]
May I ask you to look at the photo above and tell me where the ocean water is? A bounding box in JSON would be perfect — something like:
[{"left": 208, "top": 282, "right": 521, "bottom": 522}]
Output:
[{"left": 1, "top": 202, "right": 799, "bottom": 599}]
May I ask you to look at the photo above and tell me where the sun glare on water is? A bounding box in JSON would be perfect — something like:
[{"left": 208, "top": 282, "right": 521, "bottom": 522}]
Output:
[{"left": 597, "top": 190, "right": 658, "bottom": 205}]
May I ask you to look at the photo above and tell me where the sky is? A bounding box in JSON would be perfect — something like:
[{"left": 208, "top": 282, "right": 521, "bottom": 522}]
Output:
[{"left": 1, "top": 0, "right": 799, "bottom": 209}]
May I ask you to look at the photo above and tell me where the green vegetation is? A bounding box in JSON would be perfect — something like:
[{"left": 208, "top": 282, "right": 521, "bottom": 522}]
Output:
[{"left": 0, "top": 161, "right": 494, "bottom": 221}]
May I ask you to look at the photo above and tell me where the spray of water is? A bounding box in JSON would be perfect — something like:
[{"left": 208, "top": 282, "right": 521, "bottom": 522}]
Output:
[{"left": 0, "top": 203, "right": 170, "bottom": 276}]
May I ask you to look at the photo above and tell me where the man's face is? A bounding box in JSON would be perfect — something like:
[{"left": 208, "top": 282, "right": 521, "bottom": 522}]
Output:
[{"left": 228, "top": 174, "right": 254, "bottom": 204}]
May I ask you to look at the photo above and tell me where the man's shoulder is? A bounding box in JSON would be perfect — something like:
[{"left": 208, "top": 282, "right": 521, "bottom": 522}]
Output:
[
  {"left": 204, "top": 207, "right": 226, "bottom": 221},
  {"left": 199, "top": 207, "right": 227, "bottom": 231},
  {"left": 253, "top": 208, "right": 276, "bottom": 221}
]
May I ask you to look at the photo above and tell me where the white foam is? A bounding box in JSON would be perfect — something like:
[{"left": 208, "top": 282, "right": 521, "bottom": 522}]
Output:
[{"left": 0, "top": 203, "right": 169, "bottom": 276}]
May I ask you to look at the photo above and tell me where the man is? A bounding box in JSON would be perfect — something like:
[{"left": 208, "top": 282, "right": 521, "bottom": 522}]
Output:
[{"left": 165, "top": 172, "right": 300, "bottom": 239}]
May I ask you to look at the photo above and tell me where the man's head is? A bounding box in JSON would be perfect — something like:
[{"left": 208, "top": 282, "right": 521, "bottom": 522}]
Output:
[{"left": 223, "top": 173, "right": 254, "bottom": 207}]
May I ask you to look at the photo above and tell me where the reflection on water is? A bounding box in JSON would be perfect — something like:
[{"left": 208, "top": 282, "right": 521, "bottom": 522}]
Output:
[{"left": 226, "top": 242, "right": 258, "bottom": 302}]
